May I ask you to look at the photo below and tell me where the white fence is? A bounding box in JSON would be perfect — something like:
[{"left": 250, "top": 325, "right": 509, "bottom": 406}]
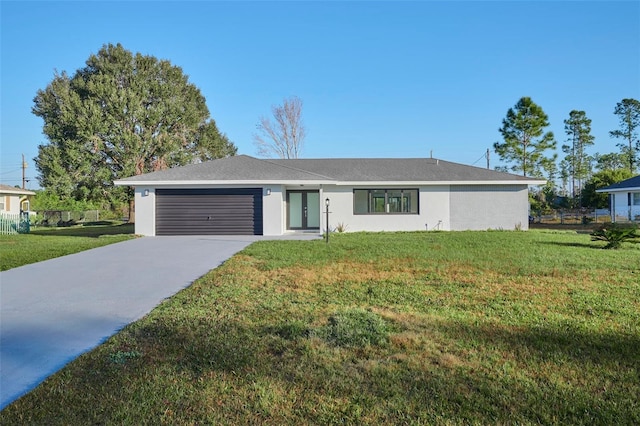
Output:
[{"left": 0, "top": 212, "right": 30, "bottom": 235}]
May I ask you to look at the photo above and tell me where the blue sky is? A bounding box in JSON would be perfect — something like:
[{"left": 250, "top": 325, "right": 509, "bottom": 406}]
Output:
[{"left": 1, "top": 1, "right": 639, "bottom": 189}]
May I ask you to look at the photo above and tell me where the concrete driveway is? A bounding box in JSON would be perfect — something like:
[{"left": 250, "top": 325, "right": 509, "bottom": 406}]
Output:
[{"left": 0, "top": 234, "right": 318, "bottom": 410}]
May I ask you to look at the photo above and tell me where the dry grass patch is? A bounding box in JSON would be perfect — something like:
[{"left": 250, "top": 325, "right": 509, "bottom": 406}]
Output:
[{"left": 1, "top": 231, "right": 638, "bottom": 424}]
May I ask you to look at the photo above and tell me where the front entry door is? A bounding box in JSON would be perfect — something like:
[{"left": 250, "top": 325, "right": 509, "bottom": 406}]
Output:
[{"left": 287, "top": 191, "right": 320, "bottom": 230}]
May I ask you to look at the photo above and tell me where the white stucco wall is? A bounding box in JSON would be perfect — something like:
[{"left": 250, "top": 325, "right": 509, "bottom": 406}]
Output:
[
  {"left": 449, "top": 184, "right": 529, "bottom": 230},
  {"left": 134, "top": 186, "right": 155, "bottom": 236},
  {"left": 322, "top": 185, "right": 451, "bottom": 233},
  {"left": 132, "top": 183, "right": 533, "bottom": 236},
  {"left": 262, "top": 185, "right": 285, "bottom": 235},
  {"left": 611, "top": 192, "right": 640, "bottom": 222}
]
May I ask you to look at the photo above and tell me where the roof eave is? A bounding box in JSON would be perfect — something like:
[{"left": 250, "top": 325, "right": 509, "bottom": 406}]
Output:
[
  {"left": 335, "top": 179, "right": 545, "bottom": 186},
  {"left": 0, "top": 189, "right": 36, "bottom": 196},
  {"left": 596, "top": 186, "right": 640, "bottom": 193},
  {"left": 114, "top": 179, "right": 545, "bottom": 187}
]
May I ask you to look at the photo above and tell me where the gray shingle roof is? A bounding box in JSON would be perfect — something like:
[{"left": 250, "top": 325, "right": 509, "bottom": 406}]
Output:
[
  {"left": 117, "top": 155, "right": 331, "bottom": 182},
  {"left": 598, "top": 175, "right": 640, "bottom": 191},
  {"left": 0, "top": 184, "right": 36, "bottom": 195},
  {"left": 267, "top": 158, "right": 536, "bottom": 182},
  {"left": 116, "top": 155, "right": 542, "bottom": 184}
]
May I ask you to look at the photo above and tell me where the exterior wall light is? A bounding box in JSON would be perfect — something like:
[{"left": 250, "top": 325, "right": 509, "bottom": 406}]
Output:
[
  {"left": 143, "top": 189, "right": 149, "bottom": 196},
  {"left": 266, "top": 188, "right": 271, "bottom": 196}
]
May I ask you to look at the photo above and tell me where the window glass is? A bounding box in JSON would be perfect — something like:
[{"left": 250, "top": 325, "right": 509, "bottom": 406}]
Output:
[
  {"left": 353, "top": 189, "right": 419, "bottom": 214},
  {"left": 387, "top": 190, "right": 403, "bottom": 213},
  {"left": 633, "top": 193, "right": 640, "bottom": 206},
  {"left": 354, "top": 190, "right": 368, "bottom": 214},
  {"left": 371, "top": 190, "right": 386, "bottom": 213},
  {"left": 405, "top": 189, "right": 418, "bottom": 213},
  {"left": 306, "top": 192, "right": 320, "bottom": 228},
  {"left": 288, "top": 192, "right": 302, "bottom": 228}
]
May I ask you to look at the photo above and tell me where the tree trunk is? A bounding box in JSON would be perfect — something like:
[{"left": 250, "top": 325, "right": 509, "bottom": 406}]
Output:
[{"left": 128, "top": 198, "right": 135, "bottom": 223}]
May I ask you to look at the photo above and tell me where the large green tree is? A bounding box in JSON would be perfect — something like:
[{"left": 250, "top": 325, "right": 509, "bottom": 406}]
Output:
[
  {"left": 494, "top": 97, "right": 557, "bottom": 177},
  {"left": 609, "top": 98, "right": 640, "bottom": 173},
  {"left": 562, "top": 110, "right": 594, "bottom": 203},
  {"left": 33, "top": 43, "right": 236, "bottom": 220},
  {"left": 593, "top": 152, "right": 627, "bottom": 172},
  {"left": 582, "top": 169, "right": 633, "bottom": 209}
]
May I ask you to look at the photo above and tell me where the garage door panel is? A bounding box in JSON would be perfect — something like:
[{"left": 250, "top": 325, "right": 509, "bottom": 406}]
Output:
[{"left": 155, "top": 188, "right": 263, "bottom": 235}]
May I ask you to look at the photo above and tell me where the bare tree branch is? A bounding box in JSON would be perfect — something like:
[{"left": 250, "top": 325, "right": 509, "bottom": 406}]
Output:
[{"left": 254, "top": 96, "right": 306, "bottom": 159}]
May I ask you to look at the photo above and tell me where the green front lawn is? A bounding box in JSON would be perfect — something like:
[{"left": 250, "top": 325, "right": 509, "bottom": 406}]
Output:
[
  {"left": 1, "top": 231, "right": 638, "bottom": 424},
  {"left": 0, "top": 222, "right": 135, "bottom": 271}
]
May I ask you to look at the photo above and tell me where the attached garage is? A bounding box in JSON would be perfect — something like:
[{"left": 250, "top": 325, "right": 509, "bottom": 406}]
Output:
[{"left": 155, "top": 188, "right": 263, "bottom": 235}]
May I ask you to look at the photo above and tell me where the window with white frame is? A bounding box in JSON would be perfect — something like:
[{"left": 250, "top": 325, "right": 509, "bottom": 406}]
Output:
[
  {"left": 633, "top": 192, "right": 640, "bottom": 205},
  {"left": 353, "top": 189, "right": 418, "bottom": 214}
]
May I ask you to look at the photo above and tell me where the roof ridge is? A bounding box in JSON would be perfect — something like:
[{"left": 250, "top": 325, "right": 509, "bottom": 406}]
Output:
[
  {"left": 265, "top": 157, "right": 533, "bottom": 180},
  {"left": 258, "top": 157, "right": 336, "bottom": 180}
]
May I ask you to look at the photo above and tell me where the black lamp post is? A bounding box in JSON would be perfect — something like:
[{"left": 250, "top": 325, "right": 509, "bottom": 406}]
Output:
[{"left": 325, "top": 198, "right": 330, "bottom": 243}]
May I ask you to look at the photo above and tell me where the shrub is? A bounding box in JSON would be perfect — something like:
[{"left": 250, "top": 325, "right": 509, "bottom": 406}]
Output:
[
  {"left": 335, "top": 222, "right": 348, "bottom": 233},
  {"left": 590, "top": 222, "right": 640, "bottom": 249}
]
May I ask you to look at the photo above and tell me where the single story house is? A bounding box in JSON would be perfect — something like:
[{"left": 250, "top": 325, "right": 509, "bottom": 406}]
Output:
[
  {"left": 114, "top": 155, "right": 545, "bottom": 236},
  {"left": 0, "top": 184, "right": 35, "bottom": 214},
  {"left": 596, "top": 175, "right": 640, "bottom": 222}
]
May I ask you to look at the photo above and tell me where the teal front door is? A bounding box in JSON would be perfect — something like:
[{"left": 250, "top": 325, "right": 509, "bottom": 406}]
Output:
[{"left": 287, "top": 191, "right": 320, "bottom": 230}]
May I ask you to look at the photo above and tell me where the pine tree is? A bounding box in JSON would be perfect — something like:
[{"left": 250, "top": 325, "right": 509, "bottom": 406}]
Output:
[
  {"left": 562, "top": 110, "right": 594, "bottom": 205},
  {"left": 609, "top": 98, "right": 640, "bottom": 173},
  {"left": 494, "top": 97, "right": 557, "bottom": 177}
]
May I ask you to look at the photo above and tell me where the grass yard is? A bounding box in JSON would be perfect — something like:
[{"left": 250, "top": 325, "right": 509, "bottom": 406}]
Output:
[
  {"left": 1, "top": 231, "right": 638, "bottom": 424},
  {"left": 0, "top": 222, "right": 135, "bottom": 271}
]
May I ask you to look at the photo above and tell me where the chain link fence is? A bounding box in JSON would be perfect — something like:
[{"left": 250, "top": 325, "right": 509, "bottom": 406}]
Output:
[
  {"left": 530, "top": 209, "right": 613, "bottom": 225},
  {"left": 34, "top": 210, "right": 101, "bottom": 226}
]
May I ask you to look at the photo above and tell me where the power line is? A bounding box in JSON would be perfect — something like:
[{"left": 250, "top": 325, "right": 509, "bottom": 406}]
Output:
[
  {"left": 471, "top": 152, "right": 486, "bottom": 166},
  {"left": 0, "top": 168, "right": 22, "bottom": 175},
  {"left": 470, "top": 149, "right": 491, "bottom": 169}
]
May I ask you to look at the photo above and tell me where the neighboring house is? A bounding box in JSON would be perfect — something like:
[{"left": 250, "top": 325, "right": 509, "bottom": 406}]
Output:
[
  {"left": 0, "top": 184, "right": 35, "bottom": 214},
  {"left": 596, "top": 175, "right": 640, "bottom": 222},
  {"left": 114, "top": 155, "right": 545, "bottom": 236}
]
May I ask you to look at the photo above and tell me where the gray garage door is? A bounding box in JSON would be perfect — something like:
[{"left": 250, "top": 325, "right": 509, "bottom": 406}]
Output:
[{"left": 156, "top": 188, "right": 263, "bottom": 235}]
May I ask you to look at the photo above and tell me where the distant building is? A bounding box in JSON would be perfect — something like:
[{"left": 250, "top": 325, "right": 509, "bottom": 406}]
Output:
[{"left": 596, "top": 175, "right": 640, "bottom": 222}]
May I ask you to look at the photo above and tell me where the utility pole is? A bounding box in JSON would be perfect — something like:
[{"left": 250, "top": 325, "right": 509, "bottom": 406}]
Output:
[
  {"left": 22, "top": 154, "right": 28, "bottom": 189},
  {"left": 486, "top": 148, "right": 490, "bottom": 169}
]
